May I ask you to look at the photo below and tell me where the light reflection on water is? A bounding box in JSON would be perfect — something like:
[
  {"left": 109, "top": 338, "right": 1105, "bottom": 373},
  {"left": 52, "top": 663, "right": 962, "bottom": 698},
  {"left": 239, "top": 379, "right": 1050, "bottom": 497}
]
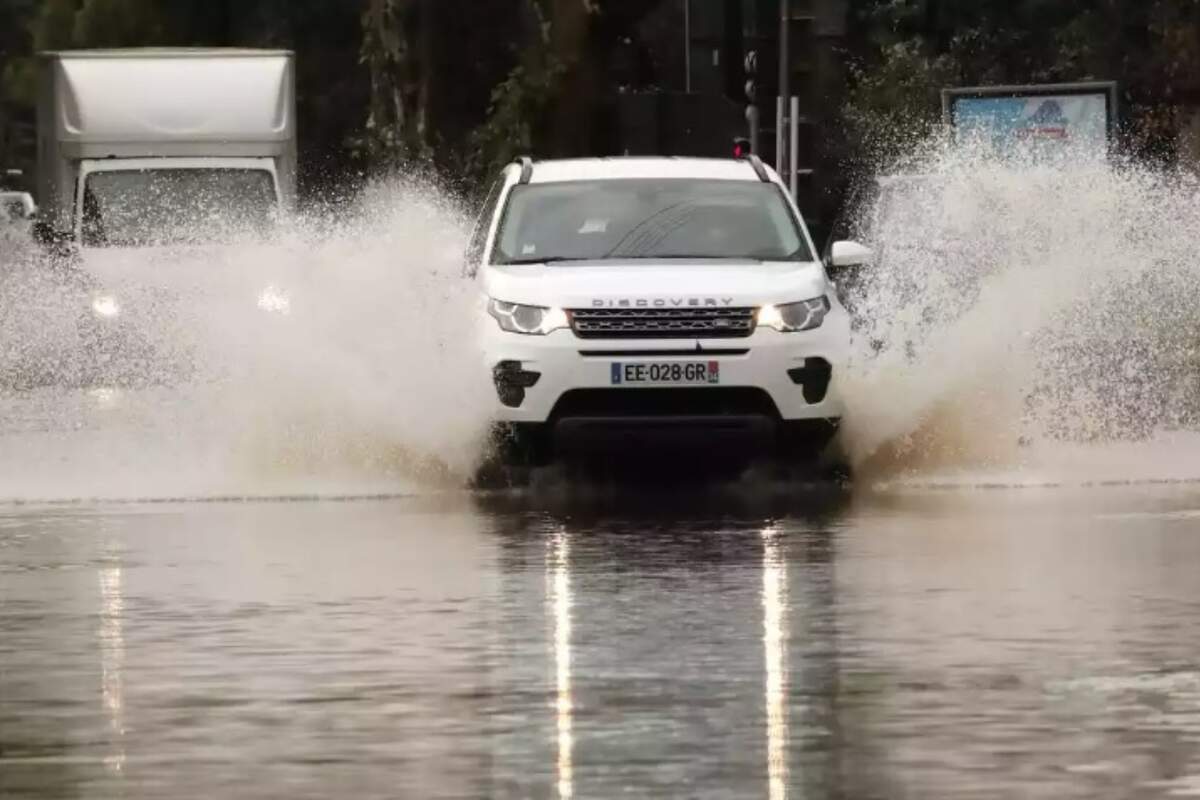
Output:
[
  {"left": 763, "top": 525, "right": 790, "bottom": 800},
  {"left": 98, "top": 559, "right": 125, "bottom": 777},
  {"left": 548, "top": 527, "right": 573, "bottom": 800}
]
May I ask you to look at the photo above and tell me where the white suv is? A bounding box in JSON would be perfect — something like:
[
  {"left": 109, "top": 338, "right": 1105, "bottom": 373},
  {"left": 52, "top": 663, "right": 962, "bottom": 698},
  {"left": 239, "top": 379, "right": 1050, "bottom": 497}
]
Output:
[{"left": 464, "top": 156, "right": 869, "bottom": 467}]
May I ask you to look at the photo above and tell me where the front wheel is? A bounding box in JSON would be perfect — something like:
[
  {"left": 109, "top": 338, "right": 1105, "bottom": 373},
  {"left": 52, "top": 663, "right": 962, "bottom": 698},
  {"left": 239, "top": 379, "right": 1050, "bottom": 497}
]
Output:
[
  {"left": 492, "top": 422, "right": 553, "bottom": 467},
  {"left": 470, "top": 422, "right": 554, "bottom": 489}
]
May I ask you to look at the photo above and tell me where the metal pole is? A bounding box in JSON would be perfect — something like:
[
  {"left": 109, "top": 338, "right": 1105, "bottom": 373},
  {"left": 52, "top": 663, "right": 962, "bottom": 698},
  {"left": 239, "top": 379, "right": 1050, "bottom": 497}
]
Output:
[
  {"left": 777, "top": 0, "right": 790, "bottom": 180},
  {"left": 789, "top": 96, "right": 799, "bottom": 198},
  {"left": 778, "top": 0, "right": 790, "bottom": 103},
  {"left": 683, "top": 0, "right": 691, "bottom": 93},
  {"left": 775, "top": 96, "right": 785, "bottom": 174},
  {"left": 747, "top": 105, "right": 761, "bottom": 156}
]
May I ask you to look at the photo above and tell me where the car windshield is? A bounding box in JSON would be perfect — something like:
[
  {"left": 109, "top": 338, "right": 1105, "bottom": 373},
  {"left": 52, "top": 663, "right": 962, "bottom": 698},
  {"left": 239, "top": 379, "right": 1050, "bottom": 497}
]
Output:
[
  {"left": 80, "top": 169, "right": 278, "bottom": 247},
  {"left": 493, "top": 179, "right": 812, "bottom": 264}
]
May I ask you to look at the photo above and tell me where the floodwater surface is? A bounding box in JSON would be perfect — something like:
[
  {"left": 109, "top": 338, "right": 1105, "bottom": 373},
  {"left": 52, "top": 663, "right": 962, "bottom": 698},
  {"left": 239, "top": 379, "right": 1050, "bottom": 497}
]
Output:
[{"left": 3, "top": 486, "right": 1200, "bottom": 799}]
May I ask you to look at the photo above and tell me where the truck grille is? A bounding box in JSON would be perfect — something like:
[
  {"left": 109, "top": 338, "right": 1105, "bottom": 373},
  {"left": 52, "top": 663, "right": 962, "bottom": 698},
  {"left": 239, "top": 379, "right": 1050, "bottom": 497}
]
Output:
[{"left": 569, "top": 307, "right": 757, "bottom": 339}]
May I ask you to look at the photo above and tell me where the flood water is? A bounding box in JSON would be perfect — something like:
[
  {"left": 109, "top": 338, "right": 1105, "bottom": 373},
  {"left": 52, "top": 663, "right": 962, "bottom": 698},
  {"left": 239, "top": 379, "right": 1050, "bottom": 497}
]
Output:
[{"left": 3, "top": 484, "right": 1200, "bottom": 799}]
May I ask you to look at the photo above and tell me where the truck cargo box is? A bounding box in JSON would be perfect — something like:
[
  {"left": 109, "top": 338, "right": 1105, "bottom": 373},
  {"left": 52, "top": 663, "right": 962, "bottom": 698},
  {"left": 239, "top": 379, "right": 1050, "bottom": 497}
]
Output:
[{"left": 37, "top": 49, "right": 296, "bottom": 230}]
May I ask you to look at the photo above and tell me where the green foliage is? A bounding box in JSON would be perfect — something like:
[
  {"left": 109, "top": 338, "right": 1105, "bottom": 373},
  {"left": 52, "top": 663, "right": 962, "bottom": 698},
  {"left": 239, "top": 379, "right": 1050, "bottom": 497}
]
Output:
[
  {"left": 842, "top": 40, "right": 958, "bottom": 168},
  {"left": 844, "top": 0, "right": 1200, "bottom": 164},
  {"left": 465, "top": 4, "right": 566, "bottom": 185},
  {"left": 72, "top": 0, "right": 168, "bottom": 47},
  {"left": 355, "top": 0, "right": 435, "bottom": 172},
  {"left": 32, "top": 0, "right": 78, "bottom": 50}
]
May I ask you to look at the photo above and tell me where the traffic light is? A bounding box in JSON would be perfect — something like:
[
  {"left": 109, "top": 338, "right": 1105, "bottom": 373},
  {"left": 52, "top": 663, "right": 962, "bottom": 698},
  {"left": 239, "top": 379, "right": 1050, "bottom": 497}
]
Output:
[
  {"left": 743, "top": 50, "right": 759, "bottom": 104},
  {"left": 742, "top": 50, "right": 760, "bottom": 155}
]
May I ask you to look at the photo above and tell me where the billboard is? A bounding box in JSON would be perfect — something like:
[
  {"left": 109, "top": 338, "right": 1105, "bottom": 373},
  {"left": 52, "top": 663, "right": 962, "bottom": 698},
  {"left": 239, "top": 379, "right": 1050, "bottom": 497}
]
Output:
[{"left": 942, "top": 82, "right": 1118, "bottom": 162}]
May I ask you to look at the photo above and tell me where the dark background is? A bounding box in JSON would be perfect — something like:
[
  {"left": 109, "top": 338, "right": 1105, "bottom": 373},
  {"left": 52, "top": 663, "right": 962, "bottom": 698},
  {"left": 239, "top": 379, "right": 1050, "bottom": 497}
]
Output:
[{"left": 3, "top": 0, "right": 1200, "bottom": 239}]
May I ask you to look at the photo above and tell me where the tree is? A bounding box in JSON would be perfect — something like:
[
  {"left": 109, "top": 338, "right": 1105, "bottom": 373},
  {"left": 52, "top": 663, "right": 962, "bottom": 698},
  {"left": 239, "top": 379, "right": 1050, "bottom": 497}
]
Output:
[
  {"left": 72, "top": 0, "right": 168, "bottom": 47},
  {"left": 843, "top": 0, "right": 1200, "bottom": 165},
  {"left": 358, "top": 0, "right": 435, "bottom": 172}
]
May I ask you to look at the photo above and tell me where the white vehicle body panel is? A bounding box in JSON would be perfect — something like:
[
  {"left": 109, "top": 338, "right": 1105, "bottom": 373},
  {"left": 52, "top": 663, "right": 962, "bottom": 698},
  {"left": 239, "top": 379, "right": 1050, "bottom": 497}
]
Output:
[
  {"left": 479, "top": 315, "right": 849, "bottom": 424},
  {"left": 472, "top": 157, "right": 853, "bottom": 435}
]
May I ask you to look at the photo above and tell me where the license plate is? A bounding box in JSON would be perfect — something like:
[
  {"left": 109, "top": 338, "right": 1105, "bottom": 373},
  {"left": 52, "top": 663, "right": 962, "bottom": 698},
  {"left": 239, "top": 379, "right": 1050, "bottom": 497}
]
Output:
[{"left": 611, "top": 361, "right": 720, "bottom": 385}]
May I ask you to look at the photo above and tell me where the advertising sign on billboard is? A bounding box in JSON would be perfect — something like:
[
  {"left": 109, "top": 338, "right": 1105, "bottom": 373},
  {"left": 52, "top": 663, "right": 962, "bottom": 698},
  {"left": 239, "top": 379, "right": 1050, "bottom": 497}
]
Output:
[{"left": 942, "top": 82, "right": 1118, "bottom": 162}]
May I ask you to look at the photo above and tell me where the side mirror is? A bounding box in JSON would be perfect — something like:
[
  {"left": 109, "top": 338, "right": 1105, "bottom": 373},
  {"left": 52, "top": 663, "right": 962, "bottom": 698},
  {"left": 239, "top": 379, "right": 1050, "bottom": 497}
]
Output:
[
  {"left": 32, "top": 220, "right": 74, "bottom": 249},
  {"left": 32, "top": 220, "right": 57, "bottom": 245},
  {"left": 32, "top": 220, "right": 53, "bottom": 244},
  {"left": 830, "top": 240, "right": 873, "bottom": 268}
]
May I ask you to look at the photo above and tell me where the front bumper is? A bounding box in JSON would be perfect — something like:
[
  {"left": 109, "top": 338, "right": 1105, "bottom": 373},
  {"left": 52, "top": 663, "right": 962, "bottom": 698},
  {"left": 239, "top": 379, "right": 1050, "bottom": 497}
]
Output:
[{"left": 483, "top": 315, "right": 849, "bottom": 425}]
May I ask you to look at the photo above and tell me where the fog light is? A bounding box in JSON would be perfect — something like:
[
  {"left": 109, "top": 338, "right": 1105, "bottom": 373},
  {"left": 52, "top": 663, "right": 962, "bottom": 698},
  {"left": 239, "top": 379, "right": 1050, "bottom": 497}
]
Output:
[
  {"left": 787, "top": 358, "right": 833, "bottom": 404},
  {"left": 493, "top": 360, "right": 541, "bottom": 408}
]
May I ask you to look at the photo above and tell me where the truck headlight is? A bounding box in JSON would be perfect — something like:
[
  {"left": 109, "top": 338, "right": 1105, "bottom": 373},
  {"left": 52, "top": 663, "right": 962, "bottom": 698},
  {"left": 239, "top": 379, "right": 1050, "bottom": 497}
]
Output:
[
  {"left": 757, "top": 297, "right": 830, "bottom": 332},
  {"left": 91, "top": 294, "right": 121, "bottom": 319},
  {"left": 257, "top": 285, "right": 291, "bottom": 314},
  {"left": 488, "top": 299, "right": 569, "bottom": 335}
]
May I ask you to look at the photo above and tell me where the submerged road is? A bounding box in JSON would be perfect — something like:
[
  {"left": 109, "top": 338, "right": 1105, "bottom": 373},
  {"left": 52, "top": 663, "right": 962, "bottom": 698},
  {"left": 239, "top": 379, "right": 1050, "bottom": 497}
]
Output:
[{"left": 3, "top": 486, "right": 1200, "bottom": 798}]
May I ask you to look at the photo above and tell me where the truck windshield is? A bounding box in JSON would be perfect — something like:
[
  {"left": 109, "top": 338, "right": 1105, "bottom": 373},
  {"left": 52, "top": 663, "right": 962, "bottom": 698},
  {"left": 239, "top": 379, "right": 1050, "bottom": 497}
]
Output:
[
  {"left": 80, "top": 169, "right": 277, "bottom": 247},
  {"left": 493, "top": 179, "right": 812, "bottom": 264}
]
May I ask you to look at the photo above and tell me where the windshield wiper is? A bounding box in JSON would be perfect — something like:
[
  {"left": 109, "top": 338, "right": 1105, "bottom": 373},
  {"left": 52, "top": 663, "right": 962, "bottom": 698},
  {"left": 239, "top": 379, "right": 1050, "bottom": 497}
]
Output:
[
  {"left": 497, "top": 256, "right": 590, "bottom": 266},
  {"left": 609, "top": 254, "right": 767, "bottom": 261}
]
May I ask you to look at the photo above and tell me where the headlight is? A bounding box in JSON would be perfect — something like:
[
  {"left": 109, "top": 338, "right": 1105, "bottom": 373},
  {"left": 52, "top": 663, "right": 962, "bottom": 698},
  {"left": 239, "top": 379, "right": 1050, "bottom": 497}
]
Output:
[
  {"left": 757, "top": 297, "right": 830, "bottom": 332},
  {"left": 488, "top": 299, "right": 569, "bottom": 335},
  {"left": 91, "top": 294, "right": 120, "bottom": 319}
]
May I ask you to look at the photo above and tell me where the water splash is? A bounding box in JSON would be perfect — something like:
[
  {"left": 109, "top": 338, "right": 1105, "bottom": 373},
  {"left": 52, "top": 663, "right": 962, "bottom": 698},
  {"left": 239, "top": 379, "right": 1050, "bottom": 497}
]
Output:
[
  {"left": 0, "top": 177, "right": 493, "bottom": 500},
  {"left": 840, "top": 140, "right": 1200, "bottom": 484},
  {"left": 6, "top": 151, "right": 1200, "bottom": 499}
]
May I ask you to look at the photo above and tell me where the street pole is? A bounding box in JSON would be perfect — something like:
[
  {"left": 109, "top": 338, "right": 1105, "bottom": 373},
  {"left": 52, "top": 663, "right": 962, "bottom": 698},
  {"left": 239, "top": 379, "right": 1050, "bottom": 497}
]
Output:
[
  {"left": 777, "top": 0, "right": 790, "bottom": 183},
  {"left": 789, "top": 96, "right": 800, "bottom": 198},
  {"left": 775, "top": 97, "right": 785, "bottom": 175},
  {"left": 683, "top": 0, "right": 691, "bottom": 93},
  {"left": 747, "top": 105, "right": 761, "bottom": 155}
]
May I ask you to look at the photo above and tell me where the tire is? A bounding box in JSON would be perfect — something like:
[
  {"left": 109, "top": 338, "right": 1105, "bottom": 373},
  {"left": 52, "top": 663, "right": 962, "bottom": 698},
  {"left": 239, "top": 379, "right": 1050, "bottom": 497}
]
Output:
[
  {"left": 493, "top": 422, "right": 553, "bottom": 467},
  {"left": 774, "top": 418, "right": 851, "bottom": 483},
  {"left": 469, "top": 422, "right": 554, "bottom": 490}
]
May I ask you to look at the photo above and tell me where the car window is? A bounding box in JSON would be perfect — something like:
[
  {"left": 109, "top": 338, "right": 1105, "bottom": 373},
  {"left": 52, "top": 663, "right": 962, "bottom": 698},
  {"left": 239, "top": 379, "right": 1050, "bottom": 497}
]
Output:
[{"left": 493, "top": 179, "right": 812, "bottom": 264}]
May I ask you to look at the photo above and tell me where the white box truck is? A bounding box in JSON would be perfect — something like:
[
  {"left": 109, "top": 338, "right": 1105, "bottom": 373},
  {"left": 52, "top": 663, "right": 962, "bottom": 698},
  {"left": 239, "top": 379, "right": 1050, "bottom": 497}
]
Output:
[
  {"left": 13, "top": 49, "right": 298, "bottom": 390},
  {"left": 35, "top": 48, "right": 296, "bottom": 249}
]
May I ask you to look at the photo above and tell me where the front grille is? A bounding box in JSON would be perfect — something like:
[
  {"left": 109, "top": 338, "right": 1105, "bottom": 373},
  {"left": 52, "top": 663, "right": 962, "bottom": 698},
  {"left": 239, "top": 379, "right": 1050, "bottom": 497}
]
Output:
[
  {"left": 550, "top": 388, "right": 781, "bottom": 420},
  {"left": 569, "top": 307, "right": 757, "bottom": 339}
]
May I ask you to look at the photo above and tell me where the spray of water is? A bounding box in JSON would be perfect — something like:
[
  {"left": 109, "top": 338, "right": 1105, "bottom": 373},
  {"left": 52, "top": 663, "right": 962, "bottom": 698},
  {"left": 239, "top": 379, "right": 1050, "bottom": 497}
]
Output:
[
  {"left": 841, "top": 139, "right": 1200, "bottom": 485},
  {"left": 0, "top": 177, "right": 494, "bottom": 500},
  {"left": 5, "top": 145, "right": 1200, "bottom": 499}
]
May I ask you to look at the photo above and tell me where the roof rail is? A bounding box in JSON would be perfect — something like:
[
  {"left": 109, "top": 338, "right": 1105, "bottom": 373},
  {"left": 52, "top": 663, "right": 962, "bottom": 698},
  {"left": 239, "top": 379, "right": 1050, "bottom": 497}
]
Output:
[
  {"left": 514, "top": 156, "right": 533, "bottom": 184},
  {"left": 744, "top": 154, "right": 769, "bottom": 182}
]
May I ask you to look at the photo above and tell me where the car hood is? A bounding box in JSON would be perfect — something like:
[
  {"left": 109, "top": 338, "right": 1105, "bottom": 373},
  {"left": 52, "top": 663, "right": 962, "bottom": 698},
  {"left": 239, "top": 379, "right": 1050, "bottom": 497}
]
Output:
[{"left": 484, "top": 260, "right": 830, "bottom": 309}]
